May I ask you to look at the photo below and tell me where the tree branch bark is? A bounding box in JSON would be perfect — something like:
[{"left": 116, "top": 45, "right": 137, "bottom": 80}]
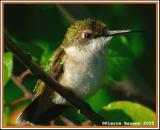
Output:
[{"left": 4, "top": 34, "right": 104, "bottom": 126}]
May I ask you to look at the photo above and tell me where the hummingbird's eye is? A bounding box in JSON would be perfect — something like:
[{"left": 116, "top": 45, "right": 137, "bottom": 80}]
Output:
[
  {"left": 85, "top": 32, "right": 92, "bottom": 38},
  {"left": 82, "top": 32, "right": 92, "bottom": 39}
]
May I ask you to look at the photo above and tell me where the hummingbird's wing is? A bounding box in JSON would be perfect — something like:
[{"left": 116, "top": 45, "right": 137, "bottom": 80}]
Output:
[
  {"left": 33, "top": 46, "right": 65, "bottom": 99},
  {"left": 17, "top": 41, "right": 69, "bottom": 125},
  {"left": 32, "top": 46, "right": 66, "bottom": 107}
]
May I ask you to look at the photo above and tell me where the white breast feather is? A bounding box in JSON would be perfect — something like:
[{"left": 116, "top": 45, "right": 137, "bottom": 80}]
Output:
[{"left": 52, "top": 37, "right": 112, "bottom": 104}]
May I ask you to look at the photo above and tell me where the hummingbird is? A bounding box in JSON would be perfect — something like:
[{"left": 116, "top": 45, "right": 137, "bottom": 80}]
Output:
[{"left": 16, "top": 18, "right": 143, "bottom": 125}]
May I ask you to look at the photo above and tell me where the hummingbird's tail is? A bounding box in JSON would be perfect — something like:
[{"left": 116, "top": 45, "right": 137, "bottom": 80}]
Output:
[{"left": 16, "top": 94, "right": 69, "bottom": 126}]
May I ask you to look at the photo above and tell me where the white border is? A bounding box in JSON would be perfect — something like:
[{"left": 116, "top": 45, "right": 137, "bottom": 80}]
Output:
[{"left": 0, "top": 1, "right": 159, "bottom": 129}]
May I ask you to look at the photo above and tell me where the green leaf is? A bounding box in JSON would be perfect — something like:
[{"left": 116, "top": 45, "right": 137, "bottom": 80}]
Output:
[
  {"left": 37, "top": 40, "right": 60, "bottom": 71},
  {"left": 4, "top": 107, "right": 10, "bottom": 126},
  {"left": 32, "top": 40, "right": 52, "bottom": 71},
  {"left": 100, "top": 101, "right": 156, "bottom": 126},
  {"left": 130, "top": 35, "right": 144, "bottom": 57},
  {"left": 4, "top": 80, "right": 24, "bottom": 105},
  {"left": 106, "top": 35, "right": 144, "bottom": 83},
  {"left": 87, "top": 88, "right": 115, "bottom": 111},
  {"left": 4, "top": 52, "right": 13, "bottom": 86}
]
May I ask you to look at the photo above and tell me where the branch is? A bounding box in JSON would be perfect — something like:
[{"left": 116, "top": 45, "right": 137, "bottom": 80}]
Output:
[
  {"left": 56, "top": 5, "right": 92, "bottom": 23},
  {"left": 5, "top": 35, "right": 104, "bottom": 126},
  {"left": 11, "top": 74, "right": 33, "bottom": 98},
  {"left": 5, "top": 74, "right": 33, "bottom": 107},
  {"left": 103, "top": 69, "right": 156, "bottom": 111},
  {"left": 6, "top": 97, "right": 31, "bottom": 107},
  {"left": 56, "top": 5, "right": 75, "bottom": 23},
  {"left": 17, "top": 69, "right": 32, "bottom": 83}
]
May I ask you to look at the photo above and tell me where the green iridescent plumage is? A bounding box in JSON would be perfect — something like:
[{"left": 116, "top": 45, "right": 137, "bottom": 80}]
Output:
[{"left": 65, "top": 18, "right": 107, "bottom": 44}]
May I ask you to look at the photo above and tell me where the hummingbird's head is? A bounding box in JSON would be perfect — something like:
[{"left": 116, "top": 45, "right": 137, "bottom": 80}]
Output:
[
  {"left": 64, "top": 18, "right": 113, "bottom": 57},
  {"left": 65, "top": 18, "right": 109, "bottom": 48},
  {"left": 64, "top": 19, "right": 143, "bottom": 58}
]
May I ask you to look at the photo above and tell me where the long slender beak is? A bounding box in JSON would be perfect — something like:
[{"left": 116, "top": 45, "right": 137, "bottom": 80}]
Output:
[{"left": 106, "top": 29, "right": 145, "bottom": 37}]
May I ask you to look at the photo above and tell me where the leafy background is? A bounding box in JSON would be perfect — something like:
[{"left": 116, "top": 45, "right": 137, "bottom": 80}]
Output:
[{"left": 3, "top": 4, "right": 156, "bottom": 126}]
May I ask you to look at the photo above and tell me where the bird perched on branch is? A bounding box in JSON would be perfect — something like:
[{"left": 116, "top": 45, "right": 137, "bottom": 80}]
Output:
[{"left": 17, "top": 18, "right": 143, "bottom": 125}]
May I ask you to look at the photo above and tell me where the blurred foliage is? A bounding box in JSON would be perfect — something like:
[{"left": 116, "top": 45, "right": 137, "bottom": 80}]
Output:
[
  {"left": 4, "top": 52, "right": 13, "bottom": 86},
  {"left": 3, "top": 4, "right": 156, "bottom": 126}
]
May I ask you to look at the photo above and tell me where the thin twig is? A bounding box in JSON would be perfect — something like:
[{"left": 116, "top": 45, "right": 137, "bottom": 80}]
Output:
[
  {"left": 17, "top": 69, "right": 32, "bottom": 83},
  {"left": 5, "top": 34, "right": 104, "bottom": 126},
  {"left": 6, "top": 97, "right": 31, "bottom": 107},
  {"left": 56, "top": 5, "right": 75, "bottom": 23},
  {"left": 11, "top": 74, "right": 33, "bottom": 98}
]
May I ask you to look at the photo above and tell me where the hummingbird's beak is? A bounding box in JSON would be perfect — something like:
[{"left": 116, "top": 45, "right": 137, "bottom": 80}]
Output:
[{"left": 106, "top": 29, "right": 145, "bottom": 37}]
